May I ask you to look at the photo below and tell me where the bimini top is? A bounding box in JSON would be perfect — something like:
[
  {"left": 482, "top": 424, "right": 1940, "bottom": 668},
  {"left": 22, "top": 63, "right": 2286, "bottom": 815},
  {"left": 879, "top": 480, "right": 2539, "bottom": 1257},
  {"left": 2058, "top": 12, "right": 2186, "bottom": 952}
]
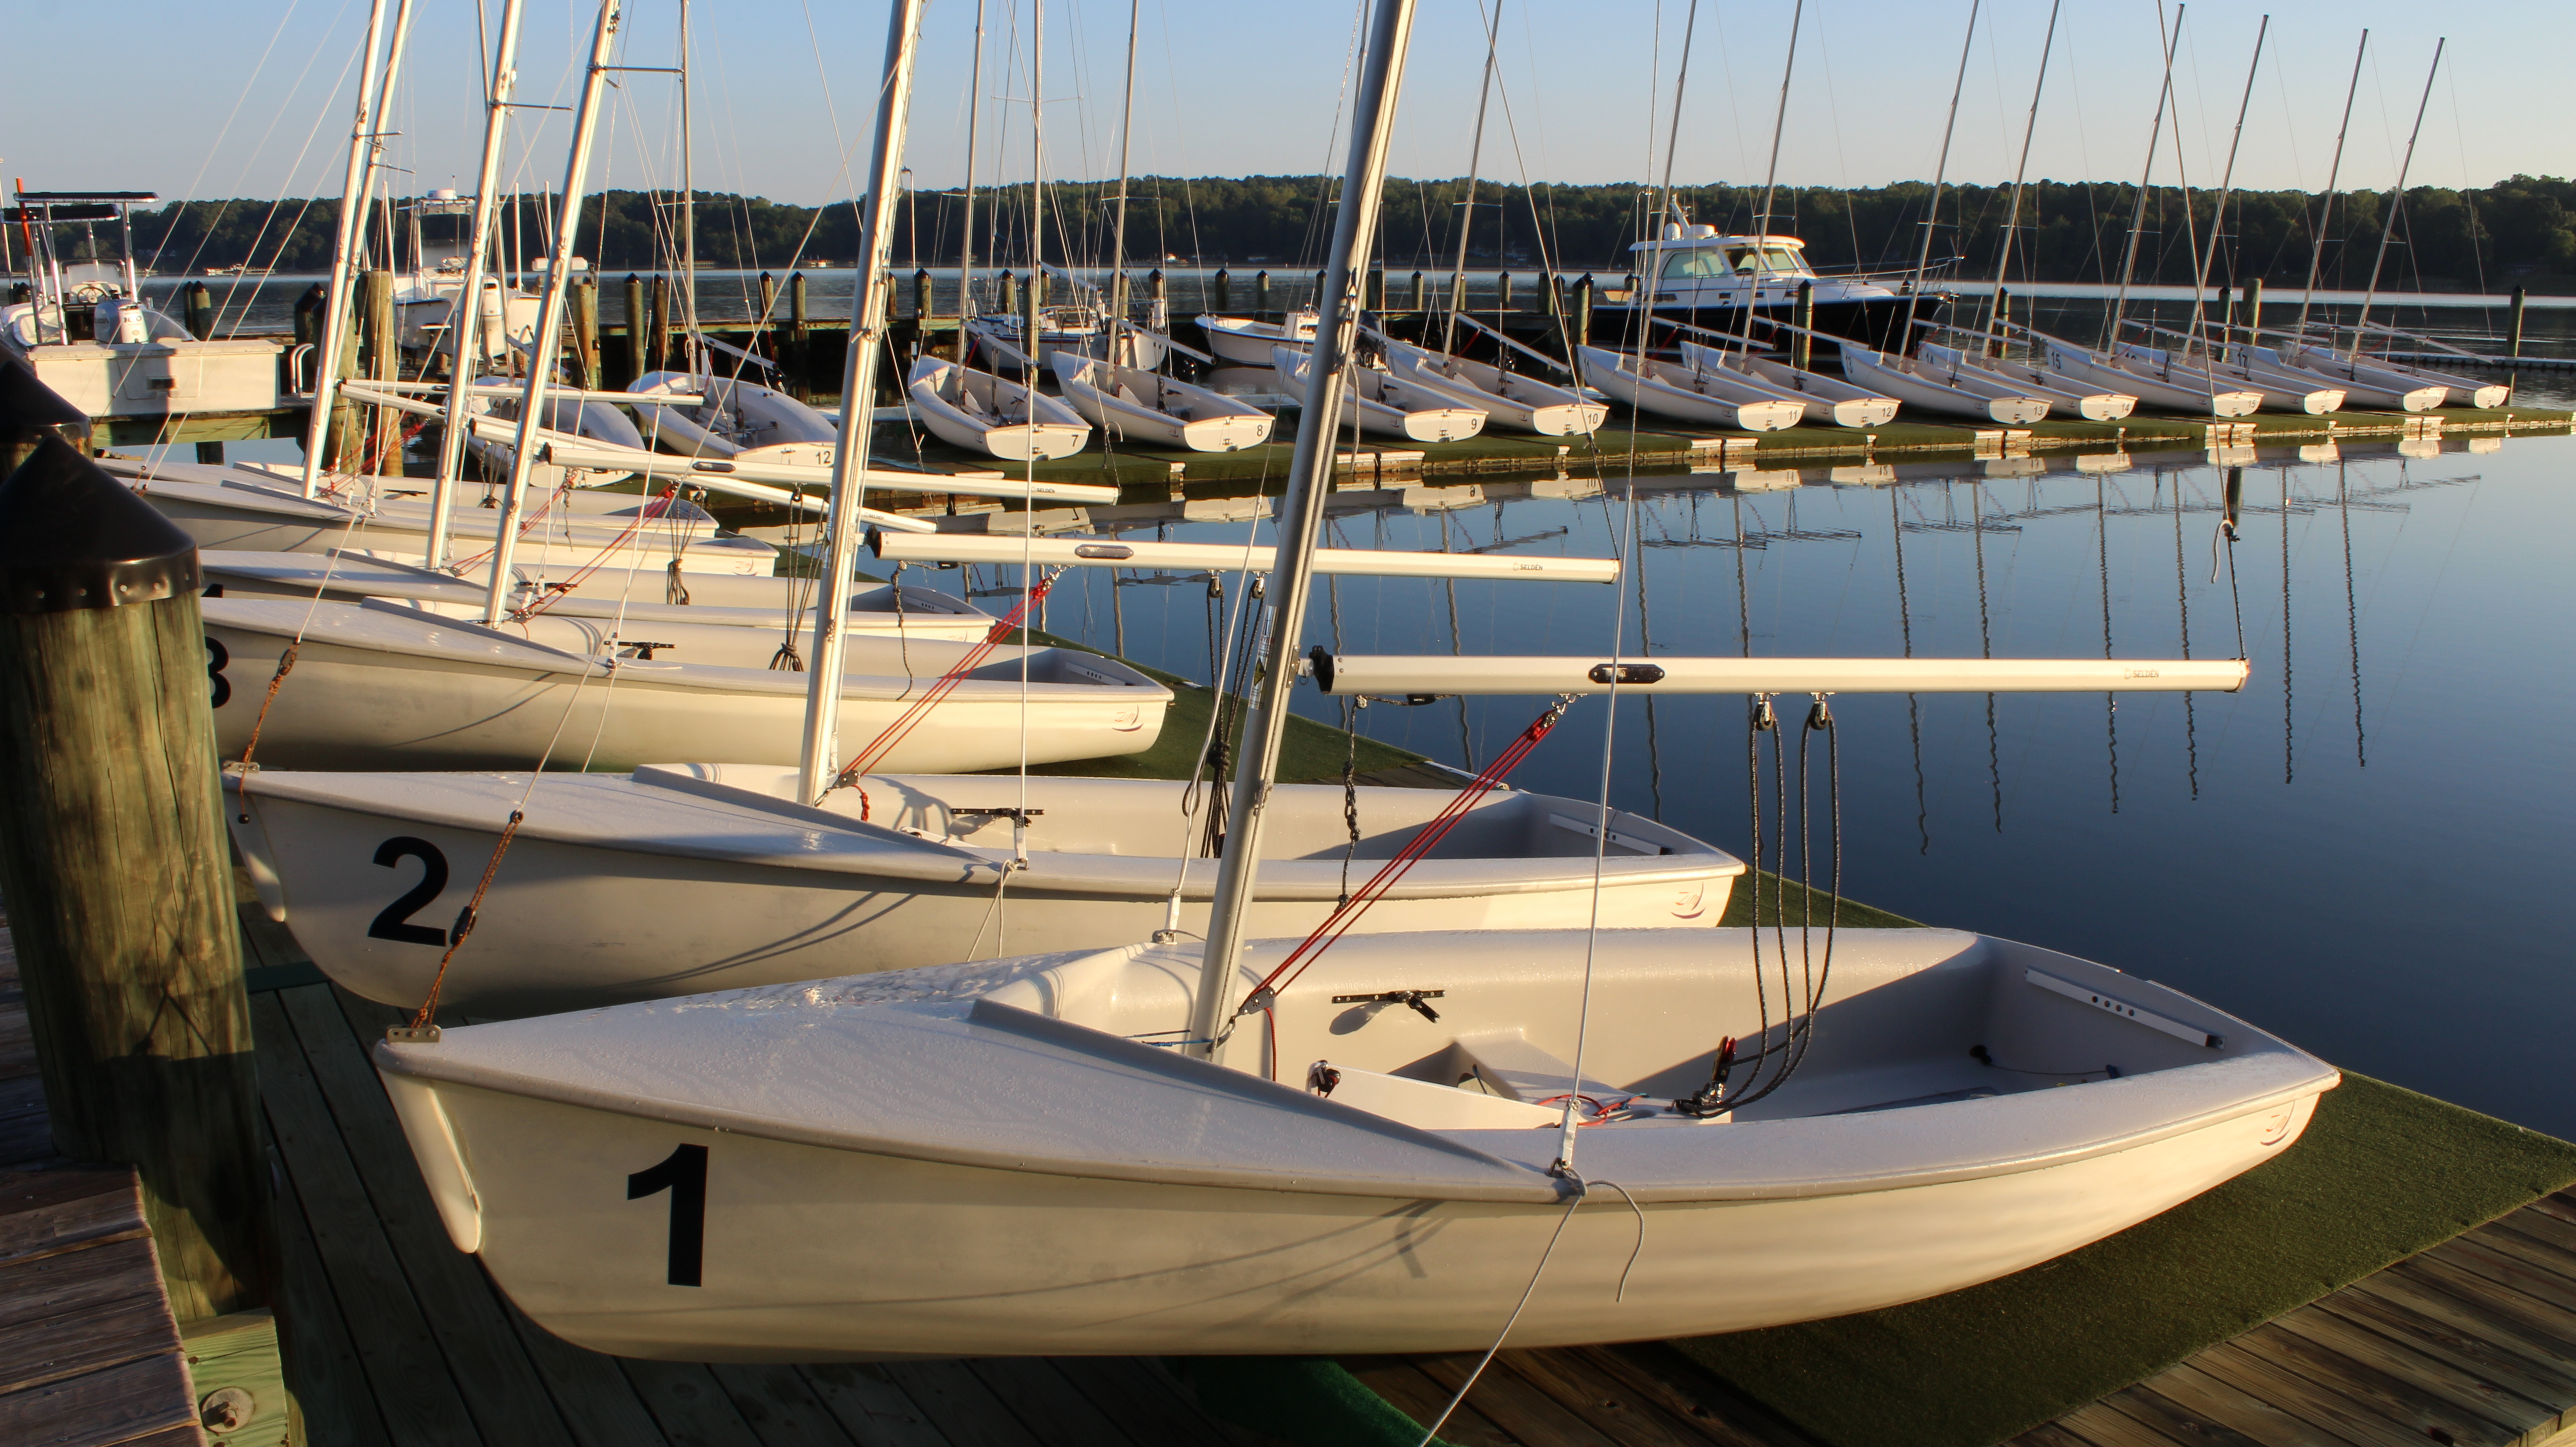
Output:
[{"left": 1627, "top": 228, "right": 1820, "bottom": 281}]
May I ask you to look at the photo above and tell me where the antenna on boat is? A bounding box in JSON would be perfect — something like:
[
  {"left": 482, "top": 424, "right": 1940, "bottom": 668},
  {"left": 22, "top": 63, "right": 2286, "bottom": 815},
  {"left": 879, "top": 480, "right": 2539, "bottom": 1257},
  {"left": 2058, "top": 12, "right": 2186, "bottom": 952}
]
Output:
[
  {"left": 2106, "top": 3, "right": 2186, "bottom": 350},
  {"left": 1188, "top": 0, "right": 1418, "bottom": 1065},
  {"left": 481, "top": 0, "right": 621, "bottom": 628},
  {"left": 795, "top": 0, "right": 930, "bottom": 801},
  {"left": 424, "top": 0, "right": 529, "bottom": 574},
  {"left": 2292, "top": 32, "right": 2368, "bottom": 343},
  {"left": 2350, "top": 40, "right": 2445, "bottom": 358},
  {"left": 1900, "top": 0, "right": 1980, "bottom": 352},
  {"left": 298, "top": 0, "right": 416, "bottom": 499}
]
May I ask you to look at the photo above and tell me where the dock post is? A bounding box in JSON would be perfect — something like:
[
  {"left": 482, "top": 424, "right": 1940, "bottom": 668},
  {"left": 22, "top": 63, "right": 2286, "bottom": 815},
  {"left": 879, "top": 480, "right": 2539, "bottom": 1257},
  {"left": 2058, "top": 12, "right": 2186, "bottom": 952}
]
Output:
[
  {"left": 621, "top": 274, "right": 646, "bottom": 386},
  {"left": 788, "top": 271, "right": 810, "bottom": 398},
  {"left": 1407, "top": 270, "right": 1424, "bottom": 312},
  {"left": 1543, "top": 270, "right": 1562, "bottom": 320},
  {"left": 2214, "top": 286, "right": 2233, "bottom": 354},
  {"left": 2507, "top": 284, "right": 2527, "bottom": 361},
  {"left": 182, "top": 281, "right": 215, "bottom": 341},
  {"left": 914, "top": 268, "right": 933, "bottom": 322},
  {"left": 1148, "top": 268, "right": 1166, "bottom": 319},
  {"left": 0, "top": 423, "right": 271, "bottom": 1326},
  {"left": 1573, "top": 273, "right": 1593, "bottom": 350},
  {"left": 1, "top": 358, "right": 81, "bottom": 475},
  {"left": 647, "top": 274, "right": 673, "bottom": 376},
  {"left": 1313, "top": 270, "right": 1326, "bottom": 312},
  {"left": 1211, "top": 267, "right": 1230, "bottom": 312},
  {"left": 1992, "top": 286, "right": 2012, "bottom": 357},
  {"left": 1496, "top": 270, "right": 1514, "bottom": 315},
  {"left": 1255, "top": 270, "right": 1271, "bottom": 317},
  {"left": 571, "top": 277, "right": 602, "bottom": 391},
  {"left": 998, "top": 269, "right": 1018, "bottom": 321},
  {"left": 2243, "top": 278, "right": 2263, "bottom": 350},
  {"left": 1793, "top": 280, "right": 1815, "bottom": 371},
  {"left": 363, "top": 270, "right": 399, "bottom": 468}
]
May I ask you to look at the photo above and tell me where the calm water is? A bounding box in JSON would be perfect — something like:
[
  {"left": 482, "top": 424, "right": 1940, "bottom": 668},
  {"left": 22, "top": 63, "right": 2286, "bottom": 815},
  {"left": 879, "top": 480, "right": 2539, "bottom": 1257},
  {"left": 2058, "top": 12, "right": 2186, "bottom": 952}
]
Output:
[{"left": 945, "top": 422, "right": 2576, "bottom": 1140}]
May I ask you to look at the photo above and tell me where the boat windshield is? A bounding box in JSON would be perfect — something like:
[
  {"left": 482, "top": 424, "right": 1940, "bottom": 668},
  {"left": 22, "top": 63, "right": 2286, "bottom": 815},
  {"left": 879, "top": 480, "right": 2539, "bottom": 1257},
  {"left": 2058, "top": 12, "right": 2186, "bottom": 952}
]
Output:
[{"left": 1657, "top": 245, "right": 1813, "bottom": 280}]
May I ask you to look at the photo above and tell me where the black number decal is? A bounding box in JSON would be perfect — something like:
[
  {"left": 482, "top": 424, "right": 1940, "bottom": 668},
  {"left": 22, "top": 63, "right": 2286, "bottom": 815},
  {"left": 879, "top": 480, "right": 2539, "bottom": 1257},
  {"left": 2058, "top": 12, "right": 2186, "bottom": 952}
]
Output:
[
  {"left": 367, "top": 838, "right": 450, "bottom": 946},
  {"left": 627, "top": 1143, "right": 708, "bottom": 1287},
  {"left": 205, "top": 636, "right": 231, "bottom": 709}
]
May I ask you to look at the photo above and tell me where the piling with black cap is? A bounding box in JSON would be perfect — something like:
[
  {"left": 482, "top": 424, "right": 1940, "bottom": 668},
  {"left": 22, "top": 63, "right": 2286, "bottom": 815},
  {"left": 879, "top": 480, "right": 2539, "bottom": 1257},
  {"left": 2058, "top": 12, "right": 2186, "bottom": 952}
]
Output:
[
  {"left": 0, "top": 357, "right": 86, "bottom": 476},
  {"left": 0, "top": 407, "right": 269, "bottom": 1323}
]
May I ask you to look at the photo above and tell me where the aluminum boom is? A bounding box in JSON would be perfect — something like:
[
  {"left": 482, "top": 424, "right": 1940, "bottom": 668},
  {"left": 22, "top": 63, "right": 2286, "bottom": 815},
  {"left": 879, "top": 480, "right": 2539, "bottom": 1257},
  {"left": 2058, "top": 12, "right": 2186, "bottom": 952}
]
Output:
[
  {"left": 869, "top": 531, "right": 1619, "bottom": 581},
  {"left": 1312, "top": 653, "right": 2249, "bottom": 696}
]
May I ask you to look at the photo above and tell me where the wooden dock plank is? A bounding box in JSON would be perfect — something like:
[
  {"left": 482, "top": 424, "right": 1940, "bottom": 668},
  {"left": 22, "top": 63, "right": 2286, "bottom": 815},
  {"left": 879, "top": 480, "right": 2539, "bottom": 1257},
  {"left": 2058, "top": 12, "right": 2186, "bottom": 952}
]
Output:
[
  {"left": 1342, "top": 1356, "right": 1520, "bottom": 1446},
  {"left": 2325, "top": 1276, "right": 2576, "bottom": 1413},
  {"left": 2253, "top": 1311, "right": 2544, "bottom": 1445},
  {"left": 0, "top": 1236, "right": 169, "bottom": 1338},
  {"left": 0, "top": 1349, "right": 199, "bottom": 1447},
  {"left": 1494, "top": 1347, "right": 1729, "bottom": 1447},
  {"left": 1047, "top": 1356, "right": 1261, "bottom": 1447},
  {"left": 2007, "top": 1423, "right": 2108, "bottom": 1447},
  {"left": 2116, "top": 1364, "right": 2351, "bottom": 1447},
  {"left": 2397, "top": 1256, "right": 2576, "bottom": 1366},
  {"left": 1413, "top": 1350, "right": 1625, "bottom": 1447},
  {"left": 709, "top": 1363, "right": 870, "bottom": 1447},
  {"left": 794, "top": 1364, "right": 954, "bottom": 1447},
  {"left": 2494, "top": 1208, "right": 2576, "bottom": 1263},
  {"left": 262, "top": 1133, "right": 395, "bottom": 1447},
  {"left": 618, "top": 1358, "right": 773, "bottom": 1447},
  {"left": 2052, "top": 1399, "right": 2195, "bottom": 1447},
  {"left": 2184, "top": 1339, "right": 2440, "bottom": 1447},
  {"left": 2437, "top": 1235, "right": 2576, "bottom": 1316},
  {"left": 493, "top": 1292, "right": 675, "bottom": 1447},
  {"left": 0, "top": 1074, "right": 48, "bottom": 1166},
  {"left": 280, "top": 985, "right": 576, "bottom": 1447},
  {"left": 0, "top": 1292, "right": 185, "bottom": 1401},
  {"left": 249, "top": 987, "right": 489, "bottom": 1447},
  {"left": 960, "top": 1359, "right": 1139, "bottom": 1447},
  {"left": 1549, "top": 1345, "right": 1816, "bottom": 1447},
  {"left": 874, "top": 1360, "right": 1046, "bottom": 1447},
  {"left": 0, "top": 1168, "right": 149, "bottom": 1267}
]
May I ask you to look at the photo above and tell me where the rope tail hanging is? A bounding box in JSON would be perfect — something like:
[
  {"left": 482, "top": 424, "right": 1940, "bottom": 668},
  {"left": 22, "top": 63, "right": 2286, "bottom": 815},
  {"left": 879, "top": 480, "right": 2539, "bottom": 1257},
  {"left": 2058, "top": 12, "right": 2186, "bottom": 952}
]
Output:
[
  {"left": 1225, "top": 692, "right": 1578, "bottom": 1061},
  {"left": 821, "top": 568, "right": 1062, "bottom": 812},
  {"left": 390, "top": 808, "right": 529, "bottom": 1040}
]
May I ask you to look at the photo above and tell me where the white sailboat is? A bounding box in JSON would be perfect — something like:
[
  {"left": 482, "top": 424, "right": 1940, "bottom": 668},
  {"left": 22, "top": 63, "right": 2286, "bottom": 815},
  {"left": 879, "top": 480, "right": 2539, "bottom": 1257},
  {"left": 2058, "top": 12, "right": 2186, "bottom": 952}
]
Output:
[
  {"left": 1908, "top": 341, "right": 2137, "bottom": 422},
  {"left": 906, "top": 355, "right": 1092, "bottom": 460},
  {"left": 1835, "top": 343, "right": 2051, "bottom": 425},
  {"left": 1048, "top": 353, "right": 1273, "bottom": 452},
  {"left": 2112, "top": 339, "right": 2341, "bottom": 415},
  {"left": 2029, "top": 331, "right": 2262, "bottom": 418},
  {"left": 1573, "top": 345, "right": 1807, "bottom": 432},
  {"left": 364, "top": 0, "right": 2328, "bottom": 1367},
  {"left": 1199, "top": 309, "right": 1318, "bottom": 366},
  {"left": 1274, "top": 346, "right": 1487, "bottom": 442},
  {"left": 231, "top": 767, "right": 1741, "bottom": 1017},
  {"left": 2268, "top": 338, "right": 2488, "bottom": 410},
  {"left": 1377, "top": 338, "right": 1608, "bottom": 437},
  {"left": 1676, "top": 341, "right": 1895, "bottom": 428},
  {"left": 627, "top": 371, "right": 841, "bottom": 460}
]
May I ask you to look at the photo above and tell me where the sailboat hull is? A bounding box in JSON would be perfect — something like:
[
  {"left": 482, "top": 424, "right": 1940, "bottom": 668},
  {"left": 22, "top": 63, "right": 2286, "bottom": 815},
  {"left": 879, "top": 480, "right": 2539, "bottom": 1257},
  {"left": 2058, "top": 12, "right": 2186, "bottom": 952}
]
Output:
[{"left": 374, "top": 928, "right": 2332, "bottom": 1359}]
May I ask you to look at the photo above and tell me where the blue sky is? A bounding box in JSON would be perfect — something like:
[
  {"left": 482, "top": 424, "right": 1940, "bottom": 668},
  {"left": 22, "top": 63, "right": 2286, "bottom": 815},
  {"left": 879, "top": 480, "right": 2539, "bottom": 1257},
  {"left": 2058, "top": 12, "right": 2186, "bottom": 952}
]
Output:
[{"left": 1, "top": 0, "right": 2559, "bottom": 209}]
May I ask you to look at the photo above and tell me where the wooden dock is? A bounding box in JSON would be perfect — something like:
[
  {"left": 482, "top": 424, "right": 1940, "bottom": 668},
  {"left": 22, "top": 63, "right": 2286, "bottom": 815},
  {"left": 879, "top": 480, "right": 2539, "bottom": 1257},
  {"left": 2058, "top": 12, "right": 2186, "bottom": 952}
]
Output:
[{"left": 8, "top": 892, "right": 2576, "bottom": 1447}]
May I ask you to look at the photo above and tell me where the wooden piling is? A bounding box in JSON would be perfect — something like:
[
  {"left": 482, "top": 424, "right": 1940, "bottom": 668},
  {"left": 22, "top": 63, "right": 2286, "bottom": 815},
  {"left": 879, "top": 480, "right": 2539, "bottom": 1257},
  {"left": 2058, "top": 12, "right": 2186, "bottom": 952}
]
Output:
[
  {"left": 1255, "top": 270, "right": 1271, "bottom": 317},
  {"left": 1543, "top": 270, "right": 1561, "bottom": 320},
  {"left": 571, "top": 278, "right": 601, "bottom": 391},
  {"left": 0, "top": 430, "right": 270, "bottom": 1325},
  {"left": 1313, "top": 270, "right": 1326, "bottom": 311},
  {"left": 647, "top": 274, "right": 673, "bottom": 376},
  {"left": 1407, "top": 270, "right": 1425, "bottom": 312},
  {"left": 788, "top": 272, "right": 810, "bottom": 400},
  {"left": 2508, "top": 284, "right": 2528, "bottom": 360},
  {"left": 1573, "top": 273, "right": 1593, "bottom": 349},
  {"left": 1148, "top": 268, "right": 1166, "bottom": 318},
  {"left": 913, "top": 268, "right": 933, "bottom": 322},
  {"left": 1793, "top": 280, "right": 1814, "bottom": 371},
  {"left": 1211, "top": 267, "right": 1230, "bottom": 312},
  {"left": 998, "top": 269, "right": 1019, "bottom": 320},
  {"left": 182, "top": 282, "right": 215, "bottom": 341},
  {"left": 361, "top": 270, "right": 399, "bottom": 468},
  {"left": 621, "top": 274, "right": 646, "bottom": 386},
  {"left": 2243, "top": 278, "right": 2263, "bottom": 349},
  {"left": 1496, "top": 270, "right": 1513, "bottom": 314},
  {"left": 1992, "top": 286, "right": 2012, "bottom": 357},
  {"left": 0, "top": 358, "right": 83, "bottom": 477}
]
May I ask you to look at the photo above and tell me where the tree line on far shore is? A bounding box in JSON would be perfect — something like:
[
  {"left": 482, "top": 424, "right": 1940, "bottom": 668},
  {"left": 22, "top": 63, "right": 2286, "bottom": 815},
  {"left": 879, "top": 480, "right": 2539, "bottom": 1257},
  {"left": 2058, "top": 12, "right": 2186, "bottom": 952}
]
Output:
[{"left": 117, "top": 173, "right": 2576, "bottom": 292}]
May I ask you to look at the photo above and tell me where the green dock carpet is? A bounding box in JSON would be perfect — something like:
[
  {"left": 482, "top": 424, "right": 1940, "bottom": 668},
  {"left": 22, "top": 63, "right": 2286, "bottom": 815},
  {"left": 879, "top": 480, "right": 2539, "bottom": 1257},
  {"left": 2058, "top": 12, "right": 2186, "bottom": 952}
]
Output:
[{"left": 1672, "top": 1070, "right": 2576, "bottom": 1446}]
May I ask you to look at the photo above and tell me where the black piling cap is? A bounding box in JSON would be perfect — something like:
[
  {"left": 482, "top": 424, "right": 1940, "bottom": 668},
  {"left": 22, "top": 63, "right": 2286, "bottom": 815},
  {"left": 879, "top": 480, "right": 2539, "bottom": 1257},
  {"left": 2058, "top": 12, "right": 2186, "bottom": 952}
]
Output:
[
  {"left": 0, "top": 356, "right": 88, "bottom": 433},
  {"left": 0, "top": 436, "right": 200, "bottom": 614}
]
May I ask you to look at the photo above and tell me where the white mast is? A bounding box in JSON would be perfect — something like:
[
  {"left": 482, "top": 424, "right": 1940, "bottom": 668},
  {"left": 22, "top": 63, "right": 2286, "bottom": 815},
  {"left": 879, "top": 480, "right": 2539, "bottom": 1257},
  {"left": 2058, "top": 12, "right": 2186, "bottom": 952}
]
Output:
[
  {"left": 1739, "top": 0, "right": 1803, "bottom": 347},
  {"left": 1105, "top": 0, "right": 1141, "bottom": 347},
  {"left": 298, "top": 0, "right": 417, "bottom": 498},
  {"left": 2183, "top": 16, "right": 2268, "bottom": 360},
  {"left": 678, "top": 0, "right": 699, "bottom": 372},
  {"left": 2293, "top": 33, "right": 2368, "bottom": 340},
  {"left": 1901, "top": 0, "right": 1981, "bottom": 347},
  {"left": 2107, "top": 2, "right": 2186, "bottom": 346},
  {"left": 424, "top": 0, "right": 529, "bottom": 573},
  {"left": 1439, "top": 0, "right": 1504, "bottom": 356},
  {"left": 2350, "top": 39, "right": 2444, "bottom": 356},
  {"left": 1985, "top": 0, "right": 2061, "bottom": 335},
  {"left": 957, "top": 0, "right": 986, "bottom": 320},
  {"left": 1188, "top": 0, "right": 1420, "bottom": 1064},
  {"left": 479, "top": 0, "right": 623, "bottom": 627},
  {"left": 793, "top": 0, "right": 932, "bottom": 800}
]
